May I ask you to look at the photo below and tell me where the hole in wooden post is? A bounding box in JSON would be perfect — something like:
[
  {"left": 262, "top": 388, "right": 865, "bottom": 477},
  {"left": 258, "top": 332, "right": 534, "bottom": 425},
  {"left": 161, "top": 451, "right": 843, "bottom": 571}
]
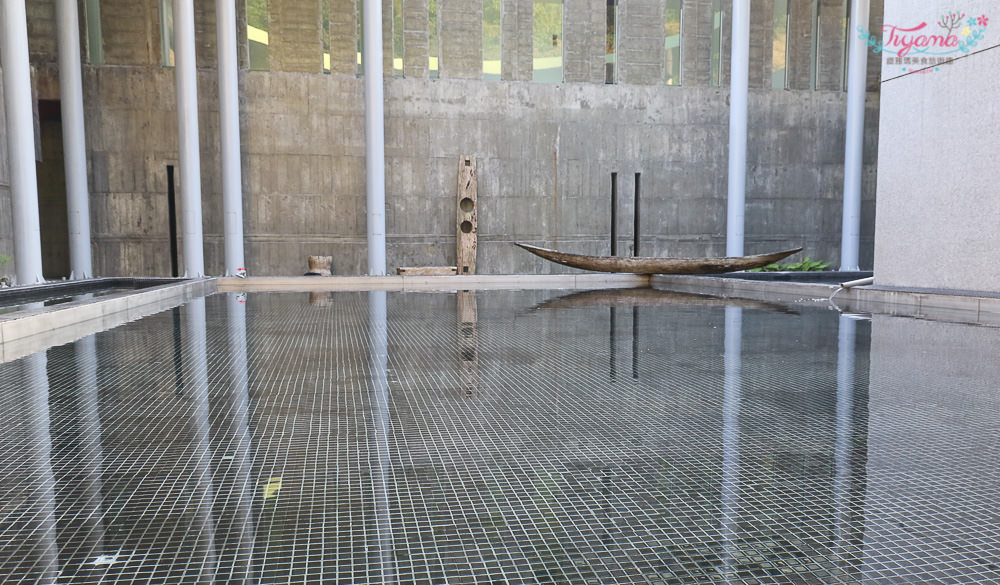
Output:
[
  {"left": 465, "top": 158, "right": 471, "bottom": 166},
  {"left": 460, "top": 221, "right": 473, "bottom": 233},
  {"left": 460, "top": 197, "right": 475, "bottom": 212}
]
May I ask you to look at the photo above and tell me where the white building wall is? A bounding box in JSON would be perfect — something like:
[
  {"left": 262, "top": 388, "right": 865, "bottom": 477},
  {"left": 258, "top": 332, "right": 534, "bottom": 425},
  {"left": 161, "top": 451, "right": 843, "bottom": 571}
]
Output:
[{"left": 875, "top": 0, "right": 1000, "bottom": 293}]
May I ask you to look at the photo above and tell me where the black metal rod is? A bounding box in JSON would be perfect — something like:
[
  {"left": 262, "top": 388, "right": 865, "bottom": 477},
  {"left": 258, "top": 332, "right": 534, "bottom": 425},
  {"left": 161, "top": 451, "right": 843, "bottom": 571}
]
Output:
[
  {"left": 610, "top": 172, "right": 618, "bottom": 256},
  {"left": 633, "top": 172, "right": 641, "bottom": 257},
  {"left": 166, "top": 165, "right": 179, "bottom": 278}
]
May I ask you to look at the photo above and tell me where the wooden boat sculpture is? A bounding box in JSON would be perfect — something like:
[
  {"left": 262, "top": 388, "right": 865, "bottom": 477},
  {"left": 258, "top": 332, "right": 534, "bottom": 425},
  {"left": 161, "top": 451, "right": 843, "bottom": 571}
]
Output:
[{"left": 514, "top": 243, "right": 803, "bottom": 275}]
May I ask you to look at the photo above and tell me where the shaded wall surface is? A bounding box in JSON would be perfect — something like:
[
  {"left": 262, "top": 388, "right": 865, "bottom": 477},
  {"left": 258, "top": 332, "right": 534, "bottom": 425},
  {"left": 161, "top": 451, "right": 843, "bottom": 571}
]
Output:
[
  {"left": 874, "top": 0, "right": 998, "bottom": 293},
  {"left": 12, "top": 0, "right": 882, "bottom": 277}
]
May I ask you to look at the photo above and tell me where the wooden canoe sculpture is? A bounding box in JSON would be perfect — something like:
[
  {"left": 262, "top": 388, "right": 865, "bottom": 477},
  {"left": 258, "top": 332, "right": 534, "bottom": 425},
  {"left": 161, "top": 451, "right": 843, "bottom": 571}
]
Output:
[{"left": 515, "top": 243, "right": 803, "bottom": 275}]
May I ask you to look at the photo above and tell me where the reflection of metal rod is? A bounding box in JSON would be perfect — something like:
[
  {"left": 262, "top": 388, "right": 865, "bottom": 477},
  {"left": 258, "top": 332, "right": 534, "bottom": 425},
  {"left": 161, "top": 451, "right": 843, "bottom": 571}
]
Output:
[
  {"left": 631, "top": 306, "right": 639, "bottom": 379},
  {"left": 721, "top": 306, "right": 742, "bottom": 578},
  {"left": 609, "top": 306, "right": 617, "bottom": 382},
  {"left": 368, "top": 291, "right": 395, "bottom": 583},
  {"left": 172, "top": 307, "right": 185, "bottom": 395}
]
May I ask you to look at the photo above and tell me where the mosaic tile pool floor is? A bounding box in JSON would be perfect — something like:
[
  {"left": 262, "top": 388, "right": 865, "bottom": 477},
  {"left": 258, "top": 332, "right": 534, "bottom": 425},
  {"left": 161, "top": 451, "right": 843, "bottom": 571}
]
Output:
[{"left": 1, "top": 289, "right": 999, "bottom": 584}]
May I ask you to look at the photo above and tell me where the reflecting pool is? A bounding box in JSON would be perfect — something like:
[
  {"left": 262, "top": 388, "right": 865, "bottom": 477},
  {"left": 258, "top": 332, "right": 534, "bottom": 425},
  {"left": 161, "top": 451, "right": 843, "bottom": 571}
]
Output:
[{"left": 1, "top": 289, "right": 998, "bottom": 584}]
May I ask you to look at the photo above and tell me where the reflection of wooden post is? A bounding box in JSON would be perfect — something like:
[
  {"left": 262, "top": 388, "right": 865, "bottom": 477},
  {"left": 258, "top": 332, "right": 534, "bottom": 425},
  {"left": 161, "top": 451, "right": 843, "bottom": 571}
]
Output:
[
  {"left": 457, "top": 291, "right": 479, "bottom": 397},
  {"left": 457, "top": 156, "right": 477, "bottom": 274}
]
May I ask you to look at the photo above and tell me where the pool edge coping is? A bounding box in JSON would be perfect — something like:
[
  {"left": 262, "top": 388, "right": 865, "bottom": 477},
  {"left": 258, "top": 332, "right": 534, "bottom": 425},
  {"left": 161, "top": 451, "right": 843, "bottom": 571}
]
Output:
[
  {"left": 0, "top": 279, "right": 217, "bottom": 363},
  {"left": 650, "top": 274, "right": 1000, "bottom": 327}
]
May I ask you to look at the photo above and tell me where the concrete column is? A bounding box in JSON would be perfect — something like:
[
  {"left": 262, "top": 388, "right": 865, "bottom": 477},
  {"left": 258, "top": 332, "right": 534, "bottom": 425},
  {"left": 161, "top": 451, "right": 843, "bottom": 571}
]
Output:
[
  {"left": 1, "top": 0, "right": 44, "bottom": 284},
  {"left": 216, "top": 0, "right": 245, "bottom": 276},
  {"left": 363, "top": 0, "right": 387, "bottom": 275},
  {"left": 173, "top": 0, "right": 205, "bottom": 277},
  {"left": 839, "top": 0, "right": 868, "bottom": 271},
  {"left": 56, "top": 0, "right": 94, "bottom": 279},
  {"left": 725, "top": 0, "right": 750, "bottom": 257}
]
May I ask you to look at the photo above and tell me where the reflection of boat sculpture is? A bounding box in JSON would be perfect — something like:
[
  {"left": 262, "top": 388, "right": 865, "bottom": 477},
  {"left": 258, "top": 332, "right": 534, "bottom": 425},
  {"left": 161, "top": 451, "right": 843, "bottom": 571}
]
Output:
[
  {"left": 533, "top": 288, "right": 797, "bottom": 313},
  {"left": 515, "top": 243, "right": 802, "bottom": 275}
]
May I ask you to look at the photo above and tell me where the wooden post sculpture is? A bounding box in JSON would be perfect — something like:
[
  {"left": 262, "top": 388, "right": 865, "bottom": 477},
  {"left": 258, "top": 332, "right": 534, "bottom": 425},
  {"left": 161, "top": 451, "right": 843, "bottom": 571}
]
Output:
[{"left": 457, "top": 156, "right": 478, "bottom": 275}]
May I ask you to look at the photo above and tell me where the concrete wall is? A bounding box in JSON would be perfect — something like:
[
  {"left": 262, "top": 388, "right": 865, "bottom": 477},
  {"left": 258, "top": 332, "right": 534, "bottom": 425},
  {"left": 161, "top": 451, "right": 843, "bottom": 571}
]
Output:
[
  {"left": 12, "top": 0, "right": 882, "bottom": 277},
  {"left": 874, "top": 0, "right": 999, "bottom": 293}
]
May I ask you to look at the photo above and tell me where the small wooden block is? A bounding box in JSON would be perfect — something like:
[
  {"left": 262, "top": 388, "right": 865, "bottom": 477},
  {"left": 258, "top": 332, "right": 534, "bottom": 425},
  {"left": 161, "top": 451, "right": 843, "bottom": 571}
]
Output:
[{"left": 396, "top": 266, "right": 459, "bottom": 276}]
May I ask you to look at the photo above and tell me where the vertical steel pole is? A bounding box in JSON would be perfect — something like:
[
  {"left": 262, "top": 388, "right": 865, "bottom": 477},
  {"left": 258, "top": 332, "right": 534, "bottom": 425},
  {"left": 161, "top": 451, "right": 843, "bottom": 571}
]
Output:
[
  {"left": 610, "top": 172, "right": 617, "bottom": 256},
  {"left": 840, "top": 0, "right": 870, "bottom": 271},
  {"left": 173, "top": 0, "right": 205, "bottom": 276},
  {"left": 633, "top": 172, "right": 641, "bottom": 256},
  {"left": 363, "top": 0, "right": 387, "bottom": 275},
  {"left": 1, "top": 0, "right": 45, "bottom": 284},
  {"left": 56, "top": 0, "right": 93, "bottom": 279},
  {"left": 726, "top": 0, "right": 750, "bottom": 257},
  {"left": 217, "top": 0, "right": 245, "bottom": 276}
]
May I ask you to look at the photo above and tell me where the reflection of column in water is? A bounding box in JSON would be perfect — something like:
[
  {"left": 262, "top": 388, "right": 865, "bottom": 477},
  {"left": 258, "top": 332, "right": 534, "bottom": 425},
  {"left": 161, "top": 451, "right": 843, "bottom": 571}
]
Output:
[
  {"left": 368, "top": 291, "right": 395, "bottom": 584},
  {"left": 834, "top": 315, "right": 856, "bottom": 554},
  {"left": 457, "top": 291, "right": 479, "bottom": 397},
  {"left": 720, "top": 306, "right": 742, "bottom": 579},
  {"left": 0, "top": 350, "right": 60, "bottom": 582},
  {"left": 182, "top": 297, "right": 219, "bottom": 579},
  {"left": 52, "top": 334, "right": 107, "bottom": 574},
  {"left": 210, "top": 293, "right": 257, "bottom": 583}
]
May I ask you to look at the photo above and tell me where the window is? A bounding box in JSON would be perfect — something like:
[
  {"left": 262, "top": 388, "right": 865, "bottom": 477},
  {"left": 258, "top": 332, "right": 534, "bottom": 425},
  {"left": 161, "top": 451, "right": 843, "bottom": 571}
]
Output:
[
  {"left": 85, "top": 0, "right": 104, "bottom": 64},
  {"left": 322, "top": 0, "right": 331, "bottom": 73},
  {"left": 160, "top": 0, "right": 175, "bottom": 66},
  {"left": 606, "top": 0, "right": 617, "bottom": 84},
  {"left": 533, "top": 0, "right": 563, "bottom": 82},
  {"left": 772, "top": 0, "right": 788, "bottom": 89},
  {"left": 483, "top": 0, "right": 502, "bottom": 80},
  {"left": 357, "top": 0, "right": 364, "bottom": 75},
  {"left": 665, "top": 0, "right": 681, "bottom": 85},
  {"left": 247, "top": 0, "right": 269, "bottom": 71},
  {"left": 710, "top": 0, "right": 723, "bottom": 86},
  {"left": 393, "top": 0, "right": 404, "bottom": 76},
  {"left": 429, "top": 0, "right": 440, "bottom": 78}
]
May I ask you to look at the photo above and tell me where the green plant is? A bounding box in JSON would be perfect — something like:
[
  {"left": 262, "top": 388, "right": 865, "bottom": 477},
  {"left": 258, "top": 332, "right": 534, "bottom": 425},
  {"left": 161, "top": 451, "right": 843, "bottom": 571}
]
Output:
[
  {"left": 748, "top": 257, "right": 831, "bottom": 272},
  {"left": 0, "top": 253, "right": 10, "bottom": 287}
]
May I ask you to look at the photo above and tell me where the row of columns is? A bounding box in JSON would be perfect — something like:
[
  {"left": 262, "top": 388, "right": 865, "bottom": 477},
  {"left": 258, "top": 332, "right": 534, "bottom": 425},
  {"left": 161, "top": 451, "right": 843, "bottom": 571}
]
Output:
[
  {"left": 1, "top": 0, "right": 250, "bottom": 283},
  {"left": 725, "top": 0, "right": 869, "bottom": 269},
  {"left": 3, "top": 0, "right": 868, "bottom": 282}
]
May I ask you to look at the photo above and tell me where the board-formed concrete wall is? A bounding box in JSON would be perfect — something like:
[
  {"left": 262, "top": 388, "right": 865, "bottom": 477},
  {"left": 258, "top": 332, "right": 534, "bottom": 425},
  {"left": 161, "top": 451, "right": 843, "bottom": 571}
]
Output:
[
  {"left": 12, "top": 0, "right": 881, "bottom": 277},
  {"left": 874, "top": 0, "right": 999, "bottom": 294}
]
